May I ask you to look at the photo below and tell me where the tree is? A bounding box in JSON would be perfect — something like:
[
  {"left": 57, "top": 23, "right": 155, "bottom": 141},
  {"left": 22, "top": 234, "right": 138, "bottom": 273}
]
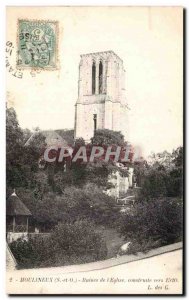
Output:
[
  {"left": 119, "top": 197, "right": 183, "bottom": 253},
  {"left": 117, "top": 147, "right": 183, "bottom": 253},
  {"left": 6, "top": 107, "right": 26, "bottom": 189},
  {"left": 74, "top": 137, "right": 85, "bottom": 146},
  {"left": 26, "top": 183, "right": 119, "bottom": 229},
  {"left": 6, "top": 107, "right": 46, "bottom": 193},
  {"left": 6, "top": 110, "right": 126, "bottom": 230},
  {"left": 167, "top": 146, "right": 183, "bottom": 197},
  {"left": 52, "top": 129, "right": 130, "bottom": 191},
  {"left": 137, "top": 147, "right": 183, "bottom": 199},
  {"left": 92, "top": 129, "right": 125, "bottom": 146}
]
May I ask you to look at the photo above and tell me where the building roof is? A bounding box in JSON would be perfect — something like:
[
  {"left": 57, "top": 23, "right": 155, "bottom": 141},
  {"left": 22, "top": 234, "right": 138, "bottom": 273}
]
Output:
[
  {"left": 43, "top": 130, "right": 68, "bottom": 147},
  {"left": 24, "top": 129, "right": 68, "bottom": 148},
  {"left": 6, "top": 192, "right": 32, "bottom": 216}
]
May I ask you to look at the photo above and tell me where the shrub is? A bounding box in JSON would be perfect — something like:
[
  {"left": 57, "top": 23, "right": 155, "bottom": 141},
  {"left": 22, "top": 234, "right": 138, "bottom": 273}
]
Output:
[
  {"left": 32, "top": 185, "right": 119, "bottom": 228},
  {"left": 10, "top": 219, "right": 107, "bottom": 269},
  {"left": 10, "top": 238, "right": 34, "bottom": 268},
  {"left": 119, "top": 197, "right": 183, "bottom": 254}
]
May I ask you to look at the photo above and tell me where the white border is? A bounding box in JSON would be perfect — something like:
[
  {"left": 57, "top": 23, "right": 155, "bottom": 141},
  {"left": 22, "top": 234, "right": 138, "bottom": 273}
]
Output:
[{"left": 0, "top": 1, "right": 187, "bottom": 299}]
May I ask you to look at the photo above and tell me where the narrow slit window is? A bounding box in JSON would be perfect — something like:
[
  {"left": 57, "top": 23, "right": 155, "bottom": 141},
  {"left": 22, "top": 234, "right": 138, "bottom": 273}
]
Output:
[
  {"left": 92, "top": 62, "right": 96, "bottom": 94},
  {"left": 93, "top": 114, "right": 97, "bottom": 132},
  {"left": 99, "top": 61, "right": 103, "bottom": 94}
]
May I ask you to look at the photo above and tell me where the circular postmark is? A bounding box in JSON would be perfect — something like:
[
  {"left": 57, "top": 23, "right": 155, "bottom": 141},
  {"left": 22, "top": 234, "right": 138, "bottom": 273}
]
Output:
[{"left": 6, "top": 41, "right": 23, "bottom": 79}]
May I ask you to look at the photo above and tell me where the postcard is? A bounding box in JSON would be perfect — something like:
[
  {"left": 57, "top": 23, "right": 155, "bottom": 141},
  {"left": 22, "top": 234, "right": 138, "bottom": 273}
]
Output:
[{"left": 6, "top": 6, "right": 183, "bottom": 295}]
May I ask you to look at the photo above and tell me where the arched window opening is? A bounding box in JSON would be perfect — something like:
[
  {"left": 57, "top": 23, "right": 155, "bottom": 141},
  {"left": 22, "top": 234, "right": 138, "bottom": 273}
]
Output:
[
  {"left": 92, "top": 62, "right": 96, "bottom": 94},
  {"left": 99, "top": 61, "right": 103, "bottom": 94}
]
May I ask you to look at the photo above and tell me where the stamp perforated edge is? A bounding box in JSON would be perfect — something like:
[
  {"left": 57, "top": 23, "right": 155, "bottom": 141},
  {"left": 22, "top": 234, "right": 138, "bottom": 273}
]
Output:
[{"left": 16, "top": 19, "right": 60, "bottom": 71}]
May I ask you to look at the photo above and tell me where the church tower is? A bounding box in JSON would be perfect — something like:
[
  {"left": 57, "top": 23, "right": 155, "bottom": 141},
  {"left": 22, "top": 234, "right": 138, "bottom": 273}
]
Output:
[{"left": 74, "top": 50, "right": 129, "bottom": 143}]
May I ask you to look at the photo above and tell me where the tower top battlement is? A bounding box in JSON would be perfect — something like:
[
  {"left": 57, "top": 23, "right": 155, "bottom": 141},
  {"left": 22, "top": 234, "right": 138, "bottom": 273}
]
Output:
[{"left": 80, "top": 50, "right": 123, "bottom": 64}]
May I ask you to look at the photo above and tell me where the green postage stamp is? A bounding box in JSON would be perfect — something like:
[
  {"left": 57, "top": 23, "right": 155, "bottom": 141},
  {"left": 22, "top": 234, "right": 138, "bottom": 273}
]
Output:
[{"left": 17, "top": 19, "right": 58, "bottom": 70}]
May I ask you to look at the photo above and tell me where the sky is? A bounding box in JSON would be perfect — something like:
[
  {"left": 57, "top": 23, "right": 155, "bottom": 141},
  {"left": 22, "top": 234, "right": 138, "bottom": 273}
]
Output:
[{"left": 6, "top": 6, "right": 183, "bottom": 157}]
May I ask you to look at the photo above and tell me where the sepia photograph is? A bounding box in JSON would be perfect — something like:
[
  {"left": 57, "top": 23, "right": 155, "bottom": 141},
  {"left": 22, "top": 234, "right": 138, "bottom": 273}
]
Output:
[{"left": 6, "top": 6, "right": 183, "bottom": 295}]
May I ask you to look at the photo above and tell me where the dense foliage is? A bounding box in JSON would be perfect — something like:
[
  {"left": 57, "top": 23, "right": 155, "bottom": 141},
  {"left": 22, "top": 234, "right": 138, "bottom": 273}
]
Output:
[
  {"left": 10, "top": 219, "right": 107, "bottom": 268},
  {"left": 7, "top": 106, "right": 183, "bottom": 264},
  {"left": 6, "top": 108, "right": 46, "bottom": 193},
  {"left": 6, "top": 108, "right": 121, "bottom": 230},
  {"left": 92, "top": 129, "right": 125, "bottom": 146},
  {"left": 119, "top": 149, "right": 183, "bottom": 253},
  {"left": 135, "top": 149, "right": 183, "bottom": 199},
  {"left": 118, "top": 197, "right": 183, "bottom": 254}
]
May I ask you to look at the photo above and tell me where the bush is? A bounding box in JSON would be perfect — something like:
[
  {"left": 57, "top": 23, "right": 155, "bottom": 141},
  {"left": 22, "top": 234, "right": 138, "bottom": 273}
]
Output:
[
  {"left": 10, "top": 219, "right": 107, "bottom": 269},
  {"left": 31, "top": 185, "right": 119, "bottom": 229},
  {"left": 10, "top": 235, "right": 51, "bottom": 269},
  {"left": 47, "top": 220, "right": 107, "bottom": 266},
  {"left": 137, "top": 147, "right": 183, "bottom": 199},
  {"left": 119, "top": 197, "right": 183, "bottom": 254}
]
